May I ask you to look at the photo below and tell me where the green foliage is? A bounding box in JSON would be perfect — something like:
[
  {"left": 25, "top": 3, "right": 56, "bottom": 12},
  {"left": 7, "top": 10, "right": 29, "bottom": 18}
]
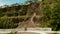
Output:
[
  {"left": 0, "top": 16, "right": 18, "bottom": 29},
  {"left": 19, "top": 8, "right": 27, "bottom": 16},
  {"left": 12, "top": 18, "right": 19, "bottom": 23},
  {"left": 11, "top": 3, "right": 19, "bottom": 6},
  {"left": 25, "top": 0, "right": 38, "bottom": 4},
  {"left": 0, "top": 0, "right": 39, "bottom": 29},
  {"left": 0, "top": 0, "right": 60, "bottom": 31},
  {"left": 49, "top": 3, "right": 60, "bottom": 31},
  {"left": 42, "top": 0, "right": 60, "bottom": 31},
  {"left": 0, "top": 12, "right": 5, "bottom": 17},
  {"left": 7, "top": 32, "right": 17, "bottom": 34}
]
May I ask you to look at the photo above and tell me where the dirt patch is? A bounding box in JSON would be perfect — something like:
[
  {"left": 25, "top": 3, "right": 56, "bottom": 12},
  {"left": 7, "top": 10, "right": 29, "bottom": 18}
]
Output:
[{"left": 17, "top": 32, "right": 40, "bottom": 34}]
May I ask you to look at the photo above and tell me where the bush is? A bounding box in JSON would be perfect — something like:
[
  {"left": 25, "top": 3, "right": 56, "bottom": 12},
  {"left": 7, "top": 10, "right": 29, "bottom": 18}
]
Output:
[
  {"left": 7, "top": 31, "right": 17, "bottom": 34},
  {"left": 0, "top": 16, "right": 18, "bottom": 29},
  {"left": 43, "top": 1, "right": 60, "bottom": 31}
]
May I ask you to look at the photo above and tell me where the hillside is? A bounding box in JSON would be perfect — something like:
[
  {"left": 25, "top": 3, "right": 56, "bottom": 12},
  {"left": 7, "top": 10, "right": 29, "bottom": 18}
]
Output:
[
  {"left": 0, "top": 2, "right": 43, "bottom": 28},
  {"left": 0, "top": 0, "right": 60, "bottom": 31}
]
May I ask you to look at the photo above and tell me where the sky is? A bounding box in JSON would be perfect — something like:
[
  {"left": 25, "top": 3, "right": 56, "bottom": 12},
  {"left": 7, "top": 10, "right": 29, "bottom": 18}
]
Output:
[{"left": 0, "top": 0, "right": 27, "bottom": 6}]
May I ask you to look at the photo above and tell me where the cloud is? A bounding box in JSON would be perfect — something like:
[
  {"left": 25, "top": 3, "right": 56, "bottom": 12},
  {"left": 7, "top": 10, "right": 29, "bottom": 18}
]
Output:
[{"left": 0, "top": 2, "right": 7, "bottom": 6}]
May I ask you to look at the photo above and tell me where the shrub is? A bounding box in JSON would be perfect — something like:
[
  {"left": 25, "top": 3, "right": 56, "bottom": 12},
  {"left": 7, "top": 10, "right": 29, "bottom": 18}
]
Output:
[{"left": 0, "top": 16, "right": 18, "bottom": 29}]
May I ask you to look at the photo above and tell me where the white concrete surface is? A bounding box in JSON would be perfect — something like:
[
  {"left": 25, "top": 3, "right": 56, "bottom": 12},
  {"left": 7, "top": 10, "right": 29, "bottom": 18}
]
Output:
[
  {"left": 0, "top": 28, "right": 59, "bottom": 34},
  {"left": 27, "top": 28, "right": 52, "bottom": 31}
]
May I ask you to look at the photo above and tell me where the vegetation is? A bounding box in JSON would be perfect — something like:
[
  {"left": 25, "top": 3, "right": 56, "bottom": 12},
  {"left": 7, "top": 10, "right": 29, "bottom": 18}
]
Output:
[
  {"left": 0, "top": 0, "right": 60, "bottom": 31},
  {"left": 0, "top": 16, "right": 18, "bottom": 29},
  {"left": 41, "top": 0, "right": 60, "bottom": 31}
]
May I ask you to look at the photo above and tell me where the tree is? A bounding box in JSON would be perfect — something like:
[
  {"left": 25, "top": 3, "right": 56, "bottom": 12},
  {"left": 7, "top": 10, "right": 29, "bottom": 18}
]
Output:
[
  {"left": 42, "top": 0, "right": 60, "bottom": 31},
  {"left": 11, "top": 3, "right": 19, "bottom": 6},
  {"left": 25, "top": 0, "right": 39, "bottom": 4},
  {"left": 4, "top": 5, "right": 9, "bottom": 8}
]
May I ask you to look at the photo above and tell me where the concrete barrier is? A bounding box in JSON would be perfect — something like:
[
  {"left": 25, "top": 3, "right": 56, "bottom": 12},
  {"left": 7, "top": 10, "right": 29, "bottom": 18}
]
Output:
[
  {"left": 27, "top": 28, "right": 51, "bottom": 31},
  {"left": 0, "top": 28, "right": 59, "bottom": 34}
]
